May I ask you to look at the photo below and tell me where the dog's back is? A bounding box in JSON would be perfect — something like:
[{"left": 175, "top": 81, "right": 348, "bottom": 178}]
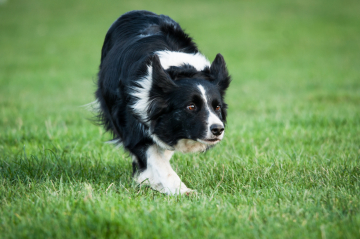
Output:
[{"left": 100, "top": 11, "right": 197, "bottom": 62}]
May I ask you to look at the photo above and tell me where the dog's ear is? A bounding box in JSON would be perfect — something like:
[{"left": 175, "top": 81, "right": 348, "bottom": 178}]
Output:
[
  {"left": 210, "top": 53, "right": 231, "bottom": 95},
  {"left": 151, "top": 54, "right": 177, "bottom": 94},
  {"left": 147, "top": 55, "right": 177, "bottom": 123}
]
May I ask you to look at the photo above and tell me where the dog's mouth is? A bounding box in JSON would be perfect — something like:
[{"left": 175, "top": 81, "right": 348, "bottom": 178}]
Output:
[{"left": 197, "top": 138, "right": 221, "bottom": 145}]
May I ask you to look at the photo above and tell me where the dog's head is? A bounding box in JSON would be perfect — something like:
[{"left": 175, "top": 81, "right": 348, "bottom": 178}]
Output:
[{"left": 131, "top": 53, "right": 230, "bottom": 152}]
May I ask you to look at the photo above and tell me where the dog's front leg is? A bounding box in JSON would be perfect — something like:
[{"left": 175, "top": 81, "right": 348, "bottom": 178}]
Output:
[{"left": 134, "top": 145, "right": 193, "bottom": 195}]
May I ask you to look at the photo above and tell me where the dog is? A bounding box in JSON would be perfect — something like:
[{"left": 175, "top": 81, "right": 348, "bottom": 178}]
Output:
[{"left": 95, "top": 10, "right": 230, "bottom": 194}]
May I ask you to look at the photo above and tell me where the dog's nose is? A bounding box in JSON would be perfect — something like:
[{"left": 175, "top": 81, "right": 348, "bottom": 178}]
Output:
[{"left": 210, "top": 124, "right": 224, "bottom": 136}]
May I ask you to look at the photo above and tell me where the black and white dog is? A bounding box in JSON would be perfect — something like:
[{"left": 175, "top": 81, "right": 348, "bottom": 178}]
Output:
[{"left": 95, "top": 10, "right": 230, "bottom": 194}]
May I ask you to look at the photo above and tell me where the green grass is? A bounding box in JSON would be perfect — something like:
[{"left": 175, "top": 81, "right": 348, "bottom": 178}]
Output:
[{"left": 1, "top": 0, "right": 360, "bottom": 238}]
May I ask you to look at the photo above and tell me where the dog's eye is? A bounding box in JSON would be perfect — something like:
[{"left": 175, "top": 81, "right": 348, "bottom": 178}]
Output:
[
  {"left": 215, "top": 105, "right": 221, "bottom": 111},
  {"left": 187, "top": 104, "right": 196, "bottom": 111}
]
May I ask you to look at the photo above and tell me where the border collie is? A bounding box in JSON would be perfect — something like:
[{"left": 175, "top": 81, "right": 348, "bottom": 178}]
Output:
[{"left": 95, "top": 10, "right": 230, "bottom": 194}]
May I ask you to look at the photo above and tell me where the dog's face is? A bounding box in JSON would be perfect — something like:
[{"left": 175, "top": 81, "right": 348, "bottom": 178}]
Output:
[{"left": 145, "top": 54, "right": 230, "bottom": 152}]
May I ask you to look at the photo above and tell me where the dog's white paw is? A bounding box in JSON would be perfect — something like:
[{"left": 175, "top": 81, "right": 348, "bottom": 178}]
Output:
[
  {"left": 134, "top": 145, "right": 196, "bottom": 195},
  {"left": 135, "top": 172, "right": 193, "bottom": 195}
]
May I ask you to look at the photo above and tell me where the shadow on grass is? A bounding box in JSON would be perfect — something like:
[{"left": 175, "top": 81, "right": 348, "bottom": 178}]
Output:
[
  {"left": 1, "top": 146, "right": 359, "bottom": 197},
  {"left": 0, "top": 147, "right": 132, "bottom": 185}
]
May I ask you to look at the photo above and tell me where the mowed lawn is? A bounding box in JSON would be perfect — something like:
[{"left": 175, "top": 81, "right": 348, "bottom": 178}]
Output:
[{"left": 1, "top": 0, "right": 360, "bottom": 238}]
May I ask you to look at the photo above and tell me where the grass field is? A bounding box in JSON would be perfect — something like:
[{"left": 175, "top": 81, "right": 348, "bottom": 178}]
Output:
[{"left": 1, "top": 0, "right": 360, "bottom": 238}]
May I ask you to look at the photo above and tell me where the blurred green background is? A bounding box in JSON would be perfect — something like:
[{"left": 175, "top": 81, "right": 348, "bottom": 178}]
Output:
[{"left": 1, "top": 0, "right": 360, "bottom": 238}]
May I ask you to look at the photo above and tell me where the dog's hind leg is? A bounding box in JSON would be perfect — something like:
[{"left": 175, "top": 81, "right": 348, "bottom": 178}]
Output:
[{"left": 133, "top": 145, "right": 194, "bottom": 195}]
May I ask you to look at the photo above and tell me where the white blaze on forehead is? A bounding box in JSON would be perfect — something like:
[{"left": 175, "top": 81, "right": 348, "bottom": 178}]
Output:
[
  {"left": 197, "top": 85, "right": 209, "bottom": 104},
  {"left": 197, "top": 85, "right": 224, "bottom": 137},
  {"left": 155, "top": 51, "right": 210, "bottom": 71}
]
